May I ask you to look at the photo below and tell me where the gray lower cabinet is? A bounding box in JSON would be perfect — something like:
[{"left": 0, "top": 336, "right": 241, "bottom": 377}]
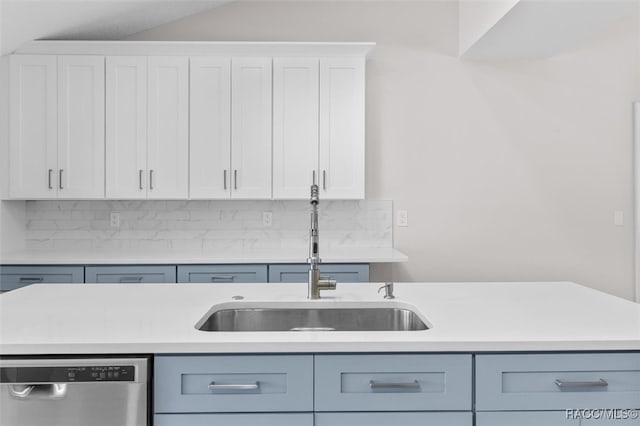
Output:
[
  {"left": 0, "top": 265, "right": 84, "bottom": 291},
  {"left": 85, "top": 265, "right": 176, "bottom": 283},
  {"left": 177, "top": 265, "right": 268, "bottom": 283},
  {"left": 154, "top": 413, "right": 313, "bottom": 426},
  {"left": 154, "top": 354, "right": 472, "bottom": 424},
  {"left": 315, "top": 412, "right": 473, "bottom": 426},
  {"left": 268, "top": 263, "right": 369, "bottom": 283},
  {"left": 476, "top": 353, "right": 640, "bottom": 426}
]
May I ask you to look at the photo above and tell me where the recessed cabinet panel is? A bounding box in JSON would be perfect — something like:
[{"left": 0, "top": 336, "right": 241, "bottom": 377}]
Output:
[
  {"left": 147, "top": 57, "right": 189, "bottom": 199},
  {"left": 231, "top": 58, "right": 272, "bottom": 199},
  {"left": 106, "top": 56, "right": 148, "bottom": 199},
  {"left": 155, "top": 413, "right": 314, "bottom": 426},
  {"left": 9, "top": 55, "right": 57, "bottom": 199},
  {"left": 0, "top": 266, "right": 84, "bottom": 292},
  {"left": 273, "top": 58, "right": 319, "bottom": 199},
  {"left": 319, "top": 58, "right": 365, "bottom": 199},
  {"left": 476, "top": 412, "right": 579, "bottom": 426},
  {"left": 315, "top": 412, "right": 473, "bottom": 426},
  {"left": 57, "top": 56, "right": 105, "bottom": 198},
  {"left": 189, "top": 57, "right": 231, "bottom": 199}
]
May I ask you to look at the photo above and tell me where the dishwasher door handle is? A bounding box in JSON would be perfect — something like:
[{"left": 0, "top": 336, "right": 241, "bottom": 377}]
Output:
[{"left": 8, "top": 383, "right": 67, "bottom": 400}]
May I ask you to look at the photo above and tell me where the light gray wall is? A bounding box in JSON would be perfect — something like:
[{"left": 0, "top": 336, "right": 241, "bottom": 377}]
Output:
[{"left": 129, "top": 0, "right": 640, "bottom": 299}]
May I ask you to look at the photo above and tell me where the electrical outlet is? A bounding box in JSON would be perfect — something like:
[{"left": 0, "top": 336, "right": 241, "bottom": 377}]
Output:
[
  {"left": 110, "top": 212, "right": 120, "bottom": 228},
  {"left": 397, "top": 210, "right": 408, "bottom": 227},
  {"left": 262, "top": 211, "right": 273, "bottom": 227}
]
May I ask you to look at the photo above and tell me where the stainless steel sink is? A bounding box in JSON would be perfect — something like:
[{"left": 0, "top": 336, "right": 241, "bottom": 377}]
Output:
[{"left": 196, "top": 302, "right": 429, "bottom": 332}]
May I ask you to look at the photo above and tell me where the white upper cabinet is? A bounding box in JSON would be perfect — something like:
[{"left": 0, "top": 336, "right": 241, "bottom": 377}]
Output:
[
  {"left": 9, "top": 42, "right": 373, "bottom": 201},
  {"left": 9, "top": 54, "right": 104, "bottom": 199},
  {"left": 189, "top": 57, "right": 231, "bottom": 199},
  {"left": 319, "top": 57, "right": 365, "bottom": 199},
  {"left": 57, "top": 56, "right": 105, "bottom": 198},
  {"left": 147, "top": 57, "right": 189, "bottom": 199},
  {"left": 106, "top": 56, "right": 148, "bottom": 199},
  {"left": 231, "top": 58, "right": 273, "bottom": 199},
  {"left": 273, "top": 58, "right": 320, "bottom": 199},
  {"left": 106, "top": 56, "right": 188, "bottom": 199}
]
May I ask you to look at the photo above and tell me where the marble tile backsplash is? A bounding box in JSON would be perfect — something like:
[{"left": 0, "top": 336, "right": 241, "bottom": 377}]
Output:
[{"left": 25, "top": 200, "right": 392, "bottom": 250}]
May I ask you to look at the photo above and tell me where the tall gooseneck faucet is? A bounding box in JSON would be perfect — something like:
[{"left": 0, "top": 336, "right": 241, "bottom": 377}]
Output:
[{"left": 307, "top": 184, "right": 336, "bottom": 299}]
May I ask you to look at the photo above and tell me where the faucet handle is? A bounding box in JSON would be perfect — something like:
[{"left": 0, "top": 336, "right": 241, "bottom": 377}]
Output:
[
  {"left": 319, "top": 277, "right": 337, "bottom": 291},
  {"left": 378, "top": 282, "right": 395, "bottom": 299}
]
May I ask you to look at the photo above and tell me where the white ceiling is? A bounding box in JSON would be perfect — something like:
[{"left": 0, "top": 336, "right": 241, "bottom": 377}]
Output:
[{"left": 0, "top": 0, "right": 233, "bottom": 55}]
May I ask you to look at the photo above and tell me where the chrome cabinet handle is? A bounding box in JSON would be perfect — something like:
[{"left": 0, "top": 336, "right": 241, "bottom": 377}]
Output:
[
  {"left": 59, "top": 169, "right": 64, "bottom": 190},
  {"left": 19, "top": 277, "right": 43, "bottom": 283},
  {"left": 322, "top": 170, "right": 327, "bottom": 190},
  {"left": 139, "top": 170, "right": 144, "bottom": 190},
  {"left": 210, "top": 275, "right": 235, "bottom": 282},
  {"left": 234, "top": 170, "right": 238, "bottom": 190},
  {"left": 312, "top": 170, "right": 316, "bottom": 185},
  {"left": 149, "top": 170, "right": 154, "bottom": 190},
  {"left": 48, "top": 169, "right": 53, "bottom": 189},
  {"left": 223, "top": 170, "right": 227, "bottom": 190},
  {"left": 119, "top": 276, "right": 144, "bottom": 283},
  {"left": 554, "top": 379, "right": 608, "bottom": 389},
  {"left": 208, "top": 381, "right": 260, "bottom": 391},
  {"left": 369, "top": 380, "right": 421, "bottom": 391}
]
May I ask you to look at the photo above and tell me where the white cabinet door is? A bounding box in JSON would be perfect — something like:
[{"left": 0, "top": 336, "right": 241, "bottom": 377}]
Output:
[
  {"left": 147, "top": 57, "right": 189, "bottom": 199},
  {"left": 57, "top": 56, "right": 105, "bottom": 198},
  {"left": 272, "top": 58, "right": 319, "bottom": 199},
  {"left": 319, "top": 57, "right": 365, "bottom": 199},
  {"left": 106, "top": 56, "right": 148, "bottom": 199},
  {"left": 9, "top": 55, "right": 57, "bottom": 198},
  {"left": 189, "top": 57, "right": 231, "bottom": 199},
  {"left": 231, "top": 58, "right": 272, "bottom": 199}
]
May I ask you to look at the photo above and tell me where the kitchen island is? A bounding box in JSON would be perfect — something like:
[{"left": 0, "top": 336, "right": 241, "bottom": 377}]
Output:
[{"left": 2, "top": 282, "right": 640, "bottom": 426}]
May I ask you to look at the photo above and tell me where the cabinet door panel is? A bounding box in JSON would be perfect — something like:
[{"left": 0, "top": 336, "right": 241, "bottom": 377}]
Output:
[
  {"left": 9, "top": 55, "right": 57, "bottom": 198},
  {"left": 268, "top": 263, "right": 369, "bottom": 283},
  {"left": 476, "top": 411, "right": 578, "bottom": 426},
  {"left": 231, "top": 58, "right": 272, "bottom": 199},
  {"left": 319, "top": 57, "right": 365, "bottom": 199},
  {"left": 0, "top": 266, "right": 84, "bottom": 291},
  {"left": 273, "top": 58, "right": 319, "bottom": 199},
  {"left": 316, "top": 412, "right": 473, "bottom": 426},
  {"left": 57, "top": 55, "right": 105, "bottom": 198},
  {"left": 189, "top": 57, "right": 231, "bottom": 199},
  {"left": 147, "top": 57, "right": 189, "bottom": 199},
  {"left": 155, "top": 413, "right": 313, "bottom": 426},
  {"left": 177, "top": 265, "right": 268, "bottom": 283},
  {"left": 106, "top": 56, "right": 148, "bottom": 199},
  {"left": 85, "top": 266, "right": 176, "bottom": 283}
]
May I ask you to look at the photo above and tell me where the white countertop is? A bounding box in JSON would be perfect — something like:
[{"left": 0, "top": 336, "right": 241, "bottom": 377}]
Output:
[
  {"left": 1, "top": 281, "right": 639, "bottom": 355},
  {"left": 0, "top": 247, "right": 408, "bottom": 265}
]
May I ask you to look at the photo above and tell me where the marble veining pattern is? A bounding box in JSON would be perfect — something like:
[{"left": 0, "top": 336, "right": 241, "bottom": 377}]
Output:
[{"left": 25, "top": 200, "right": 392, "bottom": 250}]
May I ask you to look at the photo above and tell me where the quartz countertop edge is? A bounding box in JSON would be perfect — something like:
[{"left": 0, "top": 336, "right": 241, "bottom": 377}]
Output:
[
  {"left": 0, "top": 247, "right": 408, "bottom": 265},
  {"left": 1, "top": 281, "right": 639, "bottom": 355}
]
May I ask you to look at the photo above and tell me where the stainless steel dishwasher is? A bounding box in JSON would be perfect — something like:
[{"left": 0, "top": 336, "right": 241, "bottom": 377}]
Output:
[{"left": 0, "top": 356, "right": 150, "bottom": 426}]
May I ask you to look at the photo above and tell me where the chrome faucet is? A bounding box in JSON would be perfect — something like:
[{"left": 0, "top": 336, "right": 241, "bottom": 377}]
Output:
[{"left": 307, "top": 184, "right": 336, "bottom": 299}]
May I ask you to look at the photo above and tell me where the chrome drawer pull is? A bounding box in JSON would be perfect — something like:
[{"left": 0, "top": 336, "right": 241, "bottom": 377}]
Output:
[
  {"left": 19, "top": 277, "right": 43, "bottom": 283},
  {"left": 554, "top": 378, "right": 608, "bottom": 389},
  {"left": 211, "top": 275, "right": 235, "bottom": 282},
  {"left": 59, "top": 169, "right": 64, "bottom": 190},
  {"left": 208, "top": 381, "right": 260, "bottom": 391},
  {"left": 48, "top": 169, "right": 53, "bottom": 189},
  {"left": 369, "top": 380, "right": 421, "bottom": 391},
  {"left": 119, "top": 276, "right": 144, "bottom": 283}
]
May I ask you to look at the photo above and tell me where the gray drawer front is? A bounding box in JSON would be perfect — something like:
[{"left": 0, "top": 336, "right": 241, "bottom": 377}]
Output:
[
  {"left": 315, "top": 354, "right": 472, "bottom": 412},
  {"left": 268, "top": 264, "right": 369, "bottom": 283},
  {"left": 315, "top": 412, "right": 473, "bottom": 426},
  {"left": 476, "top": 353, "right": 640, "bottom": 410},
  {"left": 85, "top": 266, "right": 176, "bottom": 283},
  {"left": 178, "top": 265, "right": 268, "bottom": 283},
  {"left": 155, "top": 414, "right": 314, "bottom": 426},
  {"left": 0, "top": 266, "right": 84, "bottom": 291},
  {"left": 155, "top": 355, "right": 314, "bottom": 413},
  {"left": 476, "top": 411, "right": 579, "bottom": 426}
]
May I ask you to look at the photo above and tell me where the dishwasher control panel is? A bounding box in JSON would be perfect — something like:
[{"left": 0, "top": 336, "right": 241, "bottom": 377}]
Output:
[{"left": 1, "top": 365, "right": 136, "bottom": 383}]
